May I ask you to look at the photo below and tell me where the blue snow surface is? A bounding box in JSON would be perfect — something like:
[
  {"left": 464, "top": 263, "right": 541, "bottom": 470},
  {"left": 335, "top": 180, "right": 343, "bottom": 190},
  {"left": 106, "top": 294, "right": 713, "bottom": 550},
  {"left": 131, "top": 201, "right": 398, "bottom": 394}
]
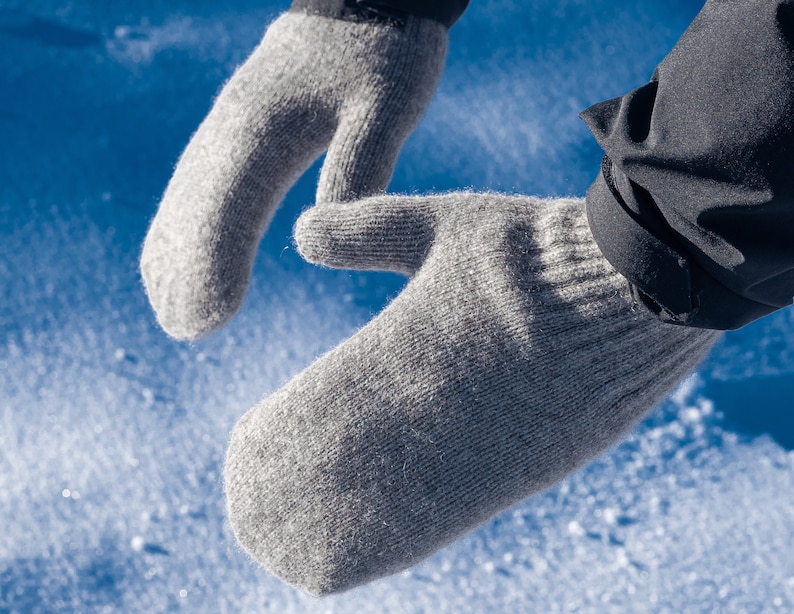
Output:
[{"left": 2, "top": 0, "right": 794, "bottom": 612}]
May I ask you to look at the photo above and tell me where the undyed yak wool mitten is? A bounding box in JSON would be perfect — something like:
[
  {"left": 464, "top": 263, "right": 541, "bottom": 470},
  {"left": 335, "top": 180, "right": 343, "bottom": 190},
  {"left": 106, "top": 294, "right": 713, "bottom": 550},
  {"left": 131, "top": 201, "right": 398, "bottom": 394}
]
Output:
[
  {"left": 224, "top": 193, "right": 722, "bottom": 595},
  {"left": 140, "top": 9, "right": 447, "bottom": 340}
]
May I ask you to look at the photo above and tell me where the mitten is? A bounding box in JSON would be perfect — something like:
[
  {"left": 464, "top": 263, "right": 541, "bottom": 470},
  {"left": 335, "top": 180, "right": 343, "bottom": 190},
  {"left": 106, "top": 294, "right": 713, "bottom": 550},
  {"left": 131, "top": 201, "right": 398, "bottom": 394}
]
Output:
[
  {"left": 140, "top": 8, "right": 447, "bottom": 340},
  {"left": 224, "top": 193, "right": 722, "bottom": 594}
]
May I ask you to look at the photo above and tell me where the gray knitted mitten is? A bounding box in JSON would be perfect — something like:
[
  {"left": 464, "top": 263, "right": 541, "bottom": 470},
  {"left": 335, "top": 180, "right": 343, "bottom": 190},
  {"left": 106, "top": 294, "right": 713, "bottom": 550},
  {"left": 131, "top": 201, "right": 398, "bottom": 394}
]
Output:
[
  {"left": 140, "top": 11, "right": 447, "bottom": 340},
  {"left": 224, "top": 193, "right": 722, "bottom": 595}
]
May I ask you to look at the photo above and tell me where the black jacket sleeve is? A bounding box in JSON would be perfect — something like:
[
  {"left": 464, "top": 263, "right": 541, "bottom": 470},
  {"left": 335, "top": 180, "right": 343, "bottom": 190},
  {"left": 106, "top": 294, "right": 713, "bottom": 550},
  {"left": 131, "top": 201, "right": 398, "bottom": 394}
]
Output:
[
  {"left": 581, "top": 0, "right": 794, "bottom": 330},
  {"left": 290, "top": 0, "right": 469, "bottom": 28}
]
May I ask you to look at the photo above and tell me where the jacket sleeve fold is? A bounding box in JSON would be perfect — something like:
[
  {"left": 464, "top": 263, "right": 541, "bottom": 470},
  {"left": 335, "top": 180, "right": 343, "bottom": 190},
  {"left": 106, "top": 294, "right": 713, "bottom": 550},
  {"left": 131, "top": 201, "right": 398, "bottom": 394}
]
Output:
[{"left": 582, "top": 0, "right": 794, "bottom": 330}]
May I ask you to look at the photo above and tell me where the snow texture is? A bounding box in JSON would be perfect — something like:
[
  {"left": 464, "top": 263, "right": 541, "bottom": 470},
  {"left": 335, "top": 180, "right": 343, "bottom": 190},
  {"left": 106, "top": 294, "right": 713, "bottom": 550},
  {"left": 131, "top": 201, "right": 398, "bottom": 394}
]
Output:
[{"left": 2, "top": 0, "right": 793, "bottom": 611}]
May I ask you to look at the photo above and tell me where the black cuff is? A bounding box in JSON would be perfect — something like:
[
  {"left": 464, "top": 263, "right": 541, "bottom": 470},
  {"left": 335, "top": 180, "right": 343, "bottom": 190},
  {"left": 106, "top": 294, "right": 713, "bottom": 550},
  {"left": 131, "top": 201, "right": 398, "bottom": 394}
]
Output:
[
  {"left": 289, "top": 0, "right": 468, "bottom": 28},
  {"left": 586, "top": 157, "right": 779, "bottom": 330}
]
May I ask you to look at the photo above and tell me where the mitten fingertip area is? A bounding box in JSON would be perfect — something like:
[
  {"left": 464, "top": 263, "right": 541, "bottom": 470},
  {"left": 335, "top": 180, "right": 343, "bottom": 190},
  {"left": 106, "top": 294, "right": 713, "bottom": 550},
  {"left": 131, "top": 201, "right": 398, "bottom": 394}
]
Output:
[
  {"left": 141, "top": 274, "right": 235, "bottom": 341},
  {"left": 224, "top": 399, "right": 370, "bottom": 597}
]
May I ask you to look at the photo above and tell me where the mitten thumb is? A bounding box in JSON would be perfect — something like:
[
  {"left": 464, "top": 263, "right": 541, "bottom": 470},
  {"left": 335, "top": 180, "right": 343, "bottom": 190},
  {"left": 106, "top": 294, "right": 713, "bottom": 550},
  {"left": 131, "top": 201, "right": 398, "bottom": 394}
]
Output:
[{"left": 294, "top": 196, "right": 437, "bottom": 275}]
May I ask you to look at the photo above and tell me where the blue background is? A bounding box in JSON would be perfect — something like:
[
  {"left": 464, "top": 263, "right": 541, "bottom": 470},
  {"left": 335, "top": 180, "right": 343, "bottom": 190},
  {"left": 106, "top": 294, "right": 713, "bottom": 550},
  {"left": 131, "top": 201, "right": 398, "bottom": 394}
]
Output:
[{"left": 2, "top": 1, "right": 794, "bottom": 611}]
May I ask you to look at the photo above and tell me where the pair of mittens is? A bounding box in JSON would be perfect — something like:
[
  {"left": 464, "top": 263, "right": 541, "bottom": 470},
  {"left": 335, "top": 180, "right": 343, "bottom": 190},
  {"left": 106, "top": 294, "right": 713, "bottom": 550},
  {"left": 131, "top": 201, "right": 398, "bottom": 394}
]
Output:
[{"left": 140, "top": 9, "right": 720, "bottom": 597}]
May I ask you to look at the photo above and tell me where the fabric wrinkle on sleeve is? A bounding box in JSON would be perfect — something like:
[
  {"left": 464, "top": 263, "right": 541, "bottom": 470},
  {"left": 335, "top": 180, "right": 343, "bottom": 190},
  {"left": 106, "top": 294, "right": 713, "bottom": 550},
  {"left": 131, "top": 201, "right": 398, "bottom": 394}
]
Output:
[{"left": 581, "top": 0, "right": 794, "bottom": 330}]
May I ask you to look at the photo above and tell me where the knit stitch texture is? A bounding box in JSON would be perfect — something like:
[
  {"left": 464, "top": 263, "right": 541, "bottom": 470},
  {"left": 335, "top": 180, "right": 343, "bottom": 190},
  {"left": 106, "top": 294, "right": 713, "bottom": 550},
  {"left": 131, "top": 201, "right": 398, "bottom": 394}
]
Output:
[
  {"left": 140, "top": 12, "right": 447, "bottom": 340},
  {"left": 224, "top": 193, "right": 721, "bottom": 595}
]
